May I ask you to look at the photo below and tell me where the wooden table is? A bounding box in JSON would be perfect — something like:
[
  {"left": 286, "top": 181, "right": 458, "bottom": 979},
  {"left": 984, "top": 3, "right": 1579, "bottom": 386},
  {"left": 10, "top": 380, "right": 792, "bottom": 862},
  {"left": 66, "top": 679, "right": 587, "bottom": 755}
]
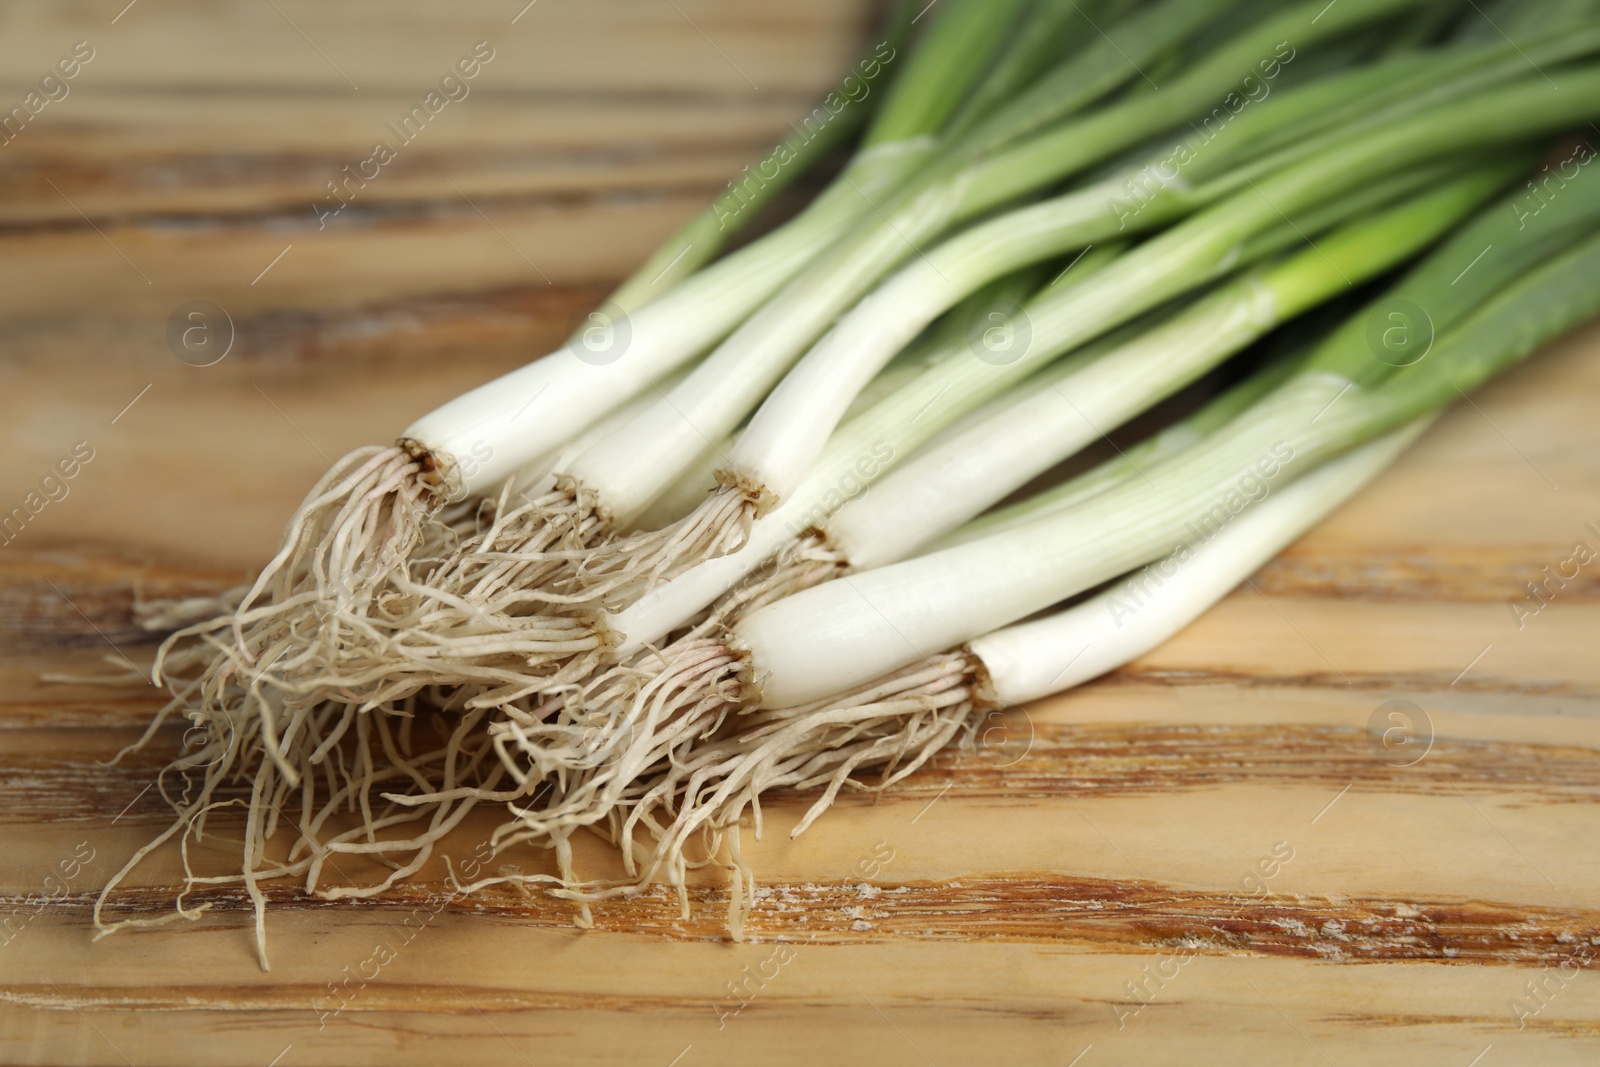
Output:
[{"left": 2, "top": 2, "right": 1598, "bottom": 1063}]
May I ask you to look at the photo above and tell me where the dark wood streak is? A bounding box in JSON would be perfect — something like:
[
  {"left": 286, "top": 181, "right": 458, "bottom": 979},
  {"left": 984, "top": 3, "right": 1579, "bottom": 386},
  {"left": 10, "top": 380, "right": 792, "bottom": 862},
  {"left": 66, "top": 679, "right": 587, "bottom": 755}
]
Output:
[
  {"left": 0, "top": 548, "right": 246, "bottom": 652},
  {"left": 1315, "top": 1013, "right": 1600, "bottom": 1039},
  {"left": 0, "top": 178, "right": 731, "bottom": 236},
  {"left": 219, "top": 282, "right": 610, "bottom": 367},
  {"left": 1254, "top": 547, "right": 1600, "bottom": 603},
  {"left": 0, "top": 83, "right": 827, "bottom": 106},
  {"left": 4, "top": 722, "right": 1594, "bottom": 827},
  {"left": 888, "top": 722, "right": 1600, "bottom": 804},
  {"left": 20, "top": 873, "right": 1600, "bottom": 968},
  {"left": 4, "top": 283, "right": 612, "bottom": 388},
  {"left": 1105, "top": 666, "right": 1600, "bottom": 699},
  {"left": 0, "top": 696, "right": 169, "bottom": 731}
]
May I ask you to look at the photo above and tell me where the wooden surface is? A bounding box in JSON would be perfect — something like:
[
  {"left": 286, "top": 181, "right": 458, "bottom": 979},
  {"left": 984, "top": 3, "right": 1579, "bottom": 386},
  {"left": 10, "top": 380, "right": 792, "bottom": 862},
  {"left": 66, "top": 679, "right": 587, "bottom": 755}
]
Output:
[{"left": 3, "top": 2, "right": 1600, "bottom": 1064}]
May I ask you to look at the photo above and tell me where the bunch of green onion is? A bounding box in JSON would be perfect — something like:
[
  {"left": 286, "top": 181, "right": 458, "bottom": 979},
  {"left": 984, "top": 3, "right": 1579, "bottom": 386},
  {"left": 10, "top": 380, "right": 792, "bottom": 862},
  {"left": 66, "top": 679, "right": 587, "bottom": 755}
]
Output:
[{"left": 104, "top": 0, "right": 1600, "bottom": 964}]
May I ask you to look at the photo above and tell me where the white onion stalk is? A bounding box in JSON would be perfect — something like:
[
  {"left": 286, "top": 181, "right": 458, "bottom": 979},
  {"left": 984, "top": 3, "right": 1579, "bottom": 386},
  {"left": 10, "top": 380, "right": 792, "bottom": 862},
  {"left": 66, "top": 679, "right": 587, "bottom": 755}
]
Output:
[
  {"left": 736, "top": 222, "right": 1600, "bottom": 707},
  {"left": 970, "top": 418, "right": 1431, "bottom": 703},
  {"left": 624, "top": 320, "right": 965, "bottom": 535},
  {"left": 604, "top": 147, "right": 1520, "bottom": 656},
  {"left": 827, "top": 168, "right": 1505, "bottom": 569},
  {"left": 406, "top": 138, "right": 936, "bottom": 494},
  {"left": 932, "top": 343, "right": 1307, "bottom": 552}
]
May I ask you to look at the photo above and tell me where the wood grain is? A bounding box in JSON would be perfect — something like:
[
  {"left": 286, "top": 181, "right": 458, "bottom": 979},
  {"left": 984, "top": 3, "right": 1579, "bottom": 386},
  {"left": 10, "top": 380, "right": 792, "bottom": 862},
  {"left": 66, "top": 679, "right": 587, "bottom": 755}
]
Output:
[{"left": 1, "top": 1, "right": 1599, "bottom": 1065}]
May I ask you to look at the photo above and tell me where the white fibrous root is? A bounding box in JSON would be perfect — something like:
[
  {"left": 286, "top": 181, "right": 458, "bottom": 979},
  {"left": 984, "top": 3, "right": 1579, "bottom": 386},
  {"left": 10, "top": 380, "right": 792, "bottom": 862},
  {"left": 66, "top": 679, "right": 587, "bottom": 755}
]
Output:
[
  {"left": 314, "top": 479, "right": 615, "bottom": 710},
  {"left": 467, "top": 651, "right": 983, "bottom": 937},
  {"left": 450, "top": 529, "right": 851, "bottom": 922},
  {"left": 148, "top": 446, "right": 437, "bottom": 704},
  {"left": 132, "top": 585, "right": 250, "bottom": 634},
  {"left": 470, "top": 528, "right": 847, "bottom": 847},
  {"left": 568, "top": 482, "right": 764, "bottom": 607},
  {"left": 93, "top": 685, "right": 513, "bottom": 970},
  {"left": 489, "top": 639, "right": 750, "bottom": 837},
  {"left": 711, "top": 529, "right": 847, "bottom": 624},
  {"left": 98, "top": 449, "right": 602, "bottom": 962},
  {"left": 251, "top": 478, "right": 622, "bottom": 714},
  {"left": 148, "top": 473, "right": 614, "bottom": 716}
]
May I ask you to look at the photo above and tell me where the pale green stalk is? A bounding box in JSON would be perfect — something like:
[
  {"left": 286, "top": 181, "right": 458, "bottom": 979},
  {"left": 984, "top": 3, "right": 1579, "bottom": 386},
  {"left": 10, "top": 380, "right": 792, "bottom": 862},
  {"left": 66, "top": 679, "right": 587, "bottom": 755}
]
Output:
[{"left": 735, "top": 204, "right": 1600, "bottom": 708}]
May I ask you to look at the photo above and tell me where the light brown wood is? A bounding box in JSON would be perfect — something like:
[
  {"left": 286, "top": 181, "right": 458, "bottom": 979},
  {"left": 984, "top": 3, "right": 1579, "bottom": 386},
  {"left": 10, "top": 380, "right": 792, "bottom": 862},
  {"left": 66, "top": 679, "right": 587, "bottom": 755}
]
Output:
[{"left": 2, "top": 2, "right": 1599, "bottom": 1065}]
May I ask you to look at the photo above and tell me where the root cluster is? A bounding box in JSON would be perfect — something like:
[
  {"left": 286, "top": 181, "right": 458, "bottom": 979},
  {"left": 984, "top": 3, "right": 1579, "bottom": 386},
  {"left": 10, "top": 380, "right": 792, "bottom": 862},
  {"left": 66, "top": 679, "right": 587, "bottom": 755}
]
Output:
[
  {"left": 96, "top": 682, "right": 510, "bottom": 969},
  {"left": 103, "top": 455, "right": 974, "bottom": 962}
]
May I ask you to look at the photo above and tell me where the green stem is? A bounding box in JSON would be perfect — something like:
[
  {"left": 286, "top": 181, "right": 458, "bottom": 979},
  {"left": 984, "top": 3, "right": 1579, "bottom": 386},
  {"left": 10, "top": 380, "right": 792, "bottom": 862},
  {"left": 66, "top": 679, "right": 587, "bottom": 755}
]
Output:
[
  {"left": 951, "top": 0, "right": 1244, "bottom": 164},
  {"left": 940, "top": 0, "right": 1134, "bottom": 143},
  {"left": 833, "top": 164, "right": 1512, "bottom": 568},
  {"left": 1193, "top": 24, "right": 1600, "bottom": 199},
  {"left": 1347, "top": 229, "right": 1600, "bottom": 435},
  {"left": 1124, "top": 66, "right": 1600, "bottom": 374},
  {"left": 946, "top": 347, "right": 1312, "bottom": 547},
  {"left": 599, "top": 0, "right": 923, "bottom": 314},
  {"left": 861, "top": 0, "right": 1033, "bottom": 147},
  {"left": 959, "top": 0, "right": 1437, "bottom": 217},
  {"left": 992, "top": 163, "right": 1600, "bottom": 547},
  {"left": 1302, "top": 142, "right": 1600, "bottom": 386}
]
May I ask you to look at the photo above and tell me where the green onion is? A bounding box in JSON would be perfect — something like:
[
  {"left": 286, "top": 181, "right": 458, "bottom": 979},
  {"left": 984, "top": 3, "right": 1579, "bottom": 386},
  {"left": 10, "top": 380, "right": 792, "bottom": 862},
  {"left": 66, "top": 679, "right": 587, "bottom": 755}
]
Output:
[{"left": 117, "top": 3, "right": 1600, "bottom": 961}]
